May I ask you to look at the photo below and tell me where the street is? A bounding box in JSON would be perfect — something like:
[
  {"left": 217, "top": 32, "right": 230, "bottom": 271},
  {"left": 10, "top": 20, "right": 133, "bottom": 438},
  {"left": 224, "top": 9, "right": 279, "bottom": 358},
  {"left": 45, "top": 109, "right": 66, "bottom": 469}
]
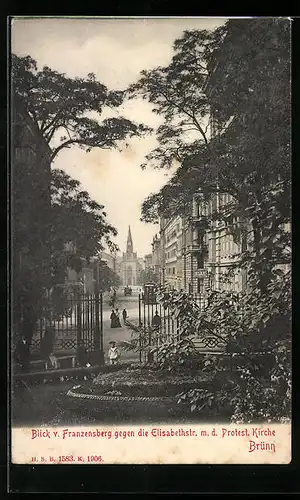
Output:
[{"left": 102, "top": 291, "right": 140, "bottom": 363}]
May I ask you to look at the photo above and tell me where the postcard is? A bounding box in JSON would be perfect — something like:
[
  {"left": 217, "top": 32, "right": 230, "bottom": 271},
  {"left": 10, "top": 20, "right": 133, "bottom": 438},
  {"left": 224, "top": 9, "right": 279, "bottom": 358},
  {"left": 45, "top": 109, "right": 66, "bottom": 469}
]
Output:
[{"left": 10, "top": 16, "right": 291, "bottom": 466}]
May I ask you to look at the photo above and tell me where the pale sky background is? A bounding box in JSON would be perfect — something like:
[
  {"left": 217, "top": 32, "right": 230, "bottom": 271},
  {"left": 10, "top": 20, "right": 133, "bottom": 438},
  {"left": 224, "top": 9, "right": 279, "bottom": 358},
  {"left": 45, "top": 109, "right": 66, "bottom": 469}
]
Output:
[{"left": 11, "top": 17, "right": 225, "bottom": 257}]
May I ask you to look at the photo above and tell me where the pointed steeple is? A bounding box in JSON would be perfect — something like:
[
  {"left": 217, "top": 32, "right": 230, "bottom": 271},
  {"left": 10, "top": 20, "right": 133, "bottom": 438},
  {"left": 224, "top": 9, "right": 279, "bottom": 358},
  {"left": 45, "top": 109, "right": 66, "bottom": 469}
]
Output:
[{"left": 126, "top": 225, "right": 133, "bottom": 254}]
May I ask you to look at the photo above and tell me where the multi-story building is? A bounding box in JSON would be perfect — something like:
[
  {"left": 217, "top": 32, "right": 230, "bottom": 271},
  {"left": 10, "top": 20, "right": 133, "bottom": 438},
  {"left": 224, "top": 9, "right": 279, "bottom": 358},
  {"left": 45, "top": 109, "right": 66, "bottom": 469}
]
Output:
[
  {"left": 159, "top": 216, "right": 185, "bottom": 290},
  {"left": 188, "top": 193, "right": 247, "bottom": 295},
  {"left": 157, "top": 25, "right": 290, "bottom": 300},
  {"left": 158, "top": 190, "right": 247, "bottom": 298},
  {"left": 151, "top": 234, "right": 161, "bottom": 280}
]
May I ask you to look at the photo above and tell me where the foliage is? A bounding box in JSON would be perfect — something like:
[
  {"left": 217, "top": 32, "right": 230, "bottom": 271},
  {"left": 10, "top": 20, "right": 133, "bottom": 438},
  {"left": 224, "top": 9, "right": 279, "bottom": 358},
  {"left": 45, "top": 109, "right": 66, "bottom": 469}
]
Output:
[
  {"left": 12, "top": 52, "right": 149, "bottom": 351},
  {"left": 137, "top": 267, "right": 160, "bottom": 285},
  {"left": 177, "top": 341, "right": 291, "bottom": 423},
  {"left": 120, "top": 268, "right": 291, "bottom": 422},
  {"left": 13, "top": 54, "right": 151, "bottom": 162},
  {"left": 152, "top": 338, "right": 199, "bottom": 372},
  {"left": 119, "top": 299, "right": 203, "bottom": 372},
  {"left": 93, "top": 259, "right": 121, "bottom": 292},
  {"left": 49, "top": 168, "right": 118, "bottom": 284},
  {"left": 127, "top": 29, "right": 219, "bottom": 172},
  {"left": 118, "top": 321, "right": 155, "bottom": 359},
  {"left": 126, "top": 20, "right": 292, "bottom": 422},
  {"left": 161, "top": 268, "right": 291, "bottom": 422},
  {"left": 133, "top": 19, "right": 290, "bottom": 233},
  {"left": 13, "top": 164, "right": 120, "bottom": 345}
]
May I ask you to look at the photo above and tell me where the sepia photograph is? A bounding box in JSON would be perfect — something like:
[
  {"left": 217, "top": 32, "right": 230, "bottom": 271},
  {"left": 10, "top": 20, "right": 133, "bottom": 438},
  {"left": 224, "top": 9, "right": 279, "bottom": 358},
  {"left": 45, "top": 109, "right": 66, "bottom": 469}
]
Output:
[{"left": 10, "top": 16, "right": 291, "bottom": 464}]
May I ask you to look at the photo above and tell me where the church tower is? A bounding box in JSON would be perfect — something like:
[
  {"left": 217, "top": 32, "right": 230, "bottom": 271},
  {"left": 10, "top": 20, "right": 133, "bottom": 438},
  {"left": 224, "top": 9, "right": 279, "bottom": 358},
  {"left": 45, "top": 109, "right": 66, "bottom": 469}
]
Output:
[
  {"left": 126, "top": 225, "right": 133, "bottom": 256},
  {"left": 121, "top": 225, "right": 139, "bottom": 286}
]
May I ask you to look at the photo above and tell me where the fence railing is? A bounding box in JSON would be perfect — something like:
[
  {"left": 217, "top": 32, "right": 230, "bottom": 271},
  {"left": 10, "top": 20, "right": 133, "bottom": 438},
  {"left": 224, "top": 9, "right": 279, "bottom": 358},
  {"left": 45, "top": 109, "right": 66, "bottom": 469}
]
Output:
[
  {"left": 135, "top": 293, "right": 226, "bottom": 363},
  {"left": 30, "top": 292, "right": 103, "bottom": 359}
]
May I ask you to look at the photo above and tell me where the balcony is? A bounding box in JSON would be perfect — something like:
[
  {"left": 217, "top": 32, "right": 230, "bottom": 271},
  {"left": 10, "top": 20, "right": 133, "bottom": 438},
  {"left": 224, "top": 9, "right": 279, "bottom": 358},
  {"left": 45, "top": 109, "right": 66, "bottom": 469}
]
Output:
[
  {"left": 191, "top": 215, "right": 209, "bottom": 232},
  {"left": 196, "top": 268, "right": 208, "bottom": 278},
  {"left": 187, "top": 243, "right": 208, "bottom": 256}
]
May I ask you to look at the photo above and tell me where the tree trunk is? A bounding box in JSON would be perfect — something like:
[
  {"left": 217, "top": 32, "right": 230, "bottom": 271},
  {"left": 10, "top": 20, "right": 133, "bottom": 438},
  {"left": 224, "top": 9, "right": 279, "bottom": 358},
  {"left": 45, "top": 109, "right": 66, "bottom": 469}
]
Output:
[{"left": 20, "top": 301, "right": 38, "bottom": 372}]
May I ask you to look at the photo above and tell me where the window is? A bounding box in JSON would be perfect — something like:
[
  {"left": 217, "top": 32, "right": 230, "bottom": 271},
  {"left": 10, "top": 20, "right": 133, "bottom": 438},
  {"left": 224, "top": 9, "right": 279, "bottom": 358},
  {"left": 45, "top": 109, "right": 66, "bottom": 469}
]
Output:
[
  {"left": 210, "top": 236, "right": 216, "bottom": 262},
  {"left": 197, "top": 278, "right": 204, "bottom": 294},
  {"left": 197, "top": 253, "right": 204, "bottom": 269},
  {"left": 172, "top": 267, "right": 176, "bottom": 275},
  {"left": 212, "top": 195, "right": 217, "bottom": 214}
]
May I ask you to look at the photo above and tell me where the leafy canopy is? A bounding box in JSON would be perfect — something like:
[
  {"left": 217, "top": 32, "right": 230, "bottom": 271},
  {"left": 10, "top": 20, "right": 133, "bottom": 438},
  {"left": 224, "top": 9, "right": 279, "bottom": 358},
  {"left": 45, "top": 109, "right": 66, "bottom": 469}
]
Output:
[
  {"left": 13, "top": 54, "right": 152, "bottom": 162},
  {"left": 131, "top": 19, "right": 290, "bottom": 228},
  {"left": 49, "top": 168, "right": 119, "bottom": 285},
  {"left": 127, "top": 29, "right": 218, "bottom": 172}
]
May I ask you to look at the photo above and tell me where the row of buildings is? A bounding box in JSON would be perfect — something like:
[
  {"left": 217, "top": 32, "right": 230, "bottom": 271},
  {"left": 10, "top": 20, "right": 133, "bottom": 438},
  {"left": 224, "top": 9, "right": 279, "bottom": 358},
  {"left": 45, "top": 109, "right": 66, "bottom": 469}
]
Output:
[{"left": 144, "top": 193, "right": 247, "bottom": 298}]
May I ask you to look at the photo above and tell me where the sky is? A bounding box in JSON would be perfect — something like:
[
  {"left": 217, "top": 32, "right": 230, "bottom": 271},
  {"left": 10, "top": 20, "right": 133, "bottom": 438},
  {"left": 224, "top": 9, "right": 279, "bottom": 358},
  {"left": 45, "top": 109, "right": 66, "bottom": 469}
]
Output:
[{"left": 11, "top": 17, "right": 225, "bottom": 257}]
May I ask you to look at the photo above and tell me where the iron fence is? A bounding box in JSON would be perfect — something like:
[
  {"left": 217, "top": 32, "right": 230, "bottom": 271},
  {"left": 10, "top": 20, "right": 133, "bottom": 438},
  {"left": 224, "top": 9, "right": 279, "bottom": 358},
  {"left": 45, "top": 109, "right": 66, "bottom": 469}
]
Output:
[
  {"left": 31, "top": 292, "right": 103, "bottom": 361},
  {"left": 137, "top": 293, "right": 225, "bottom": 363}
]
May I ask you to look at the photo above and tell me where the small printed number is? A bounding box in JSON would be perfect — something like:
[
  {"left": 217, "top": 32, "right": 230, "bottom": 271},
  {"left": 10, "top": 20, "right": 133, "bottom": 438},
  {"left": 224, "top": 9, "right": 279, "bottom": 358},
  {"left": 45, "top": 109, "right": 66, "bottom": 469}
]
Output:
[{"left": 87, "top": 456, "right": 103, "bottom": 462}]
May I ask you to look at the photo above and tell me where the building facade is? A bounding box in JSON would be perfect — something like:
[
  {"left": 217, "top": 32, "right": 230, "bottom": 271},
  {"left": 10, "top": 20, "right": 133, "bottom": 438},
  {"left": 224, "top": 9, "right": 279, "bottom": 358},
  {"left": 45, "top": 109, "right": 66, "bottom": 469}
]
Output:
[
  {"left": 151, "top": 234, "right": 161, "bottom": 280},
  {"left": 159, "top": 216, "right": 184, "bottom": 290},
  {"left": 158, "top": 191, "right": 247, "bottom": 297}
]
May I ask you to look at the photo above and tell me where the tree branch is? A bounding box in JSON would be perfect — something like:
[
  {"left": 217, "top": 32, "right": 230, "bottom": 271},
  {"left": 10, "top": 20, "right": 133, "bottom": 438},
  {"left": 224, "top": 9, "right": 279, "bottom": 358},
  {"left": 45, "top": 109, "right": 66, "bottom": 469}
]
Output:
[
  {"left": 160, "top": 90, "right": 208, "bottom": 145},
  {"left": 50, "top": 139, "right": 86, "bottom": 162},
  {"left": 192, "top": 111, "right": 208, "bottom": 145}
]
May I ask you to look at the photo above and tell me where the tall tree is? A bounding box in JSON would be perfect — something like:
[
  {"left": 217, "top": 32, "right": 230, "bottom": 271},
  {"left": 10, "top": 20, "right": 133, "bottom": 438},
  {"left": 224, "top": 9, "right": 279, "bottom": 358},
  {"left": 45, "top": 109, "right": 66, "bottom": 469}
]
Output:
[
  {"left": 135, "top": 19, "right": 291, "bottom": 288},
  {"left": 125, "top": 20, "right": 291, "bottom": 423},
  {"left": 12, "top": 54, "right": 151, "bottom": 163},
  {"left": 127, "top": 29, "right": 218, "bottom": 171},
  {"left": 137, "top": 268, "right": 160, "bottom": 285},
  {"left": 12, "top": 53, "right": 150, "bottom": 362},
  {"left": 93, "top": 259, "right": 121, "bottom": 292},
  {"left": 49, "top": 168, "right": 119, "bottom": 287},
  {"left": 133, "top": 19, "right": 290, "bottom": 220}
]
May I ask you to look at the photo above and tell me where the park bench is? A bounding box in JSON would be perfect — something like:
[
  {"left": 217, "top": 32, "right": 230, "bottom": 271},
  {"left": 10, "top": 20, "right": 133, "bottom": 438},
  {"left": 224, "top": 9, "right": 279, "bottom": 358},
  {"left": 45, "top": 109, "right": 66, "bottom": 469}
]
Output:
[
  {"left": 13, "top": 364, "right": 102, "bottom": 384},
  {"left": 30, "top": 354, "right": 76, "bottom": 371}
]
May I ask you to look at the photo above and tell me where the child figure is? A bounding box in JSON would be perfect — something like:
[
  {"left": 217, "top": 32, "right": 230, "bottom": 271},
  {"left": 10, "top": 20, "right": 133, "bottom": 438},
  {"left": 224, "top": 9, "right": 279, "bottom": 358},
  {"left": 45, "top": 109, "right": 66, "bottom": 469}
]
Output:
[{"left": 108, "top": 341, "right": 120, "bottom": 365}]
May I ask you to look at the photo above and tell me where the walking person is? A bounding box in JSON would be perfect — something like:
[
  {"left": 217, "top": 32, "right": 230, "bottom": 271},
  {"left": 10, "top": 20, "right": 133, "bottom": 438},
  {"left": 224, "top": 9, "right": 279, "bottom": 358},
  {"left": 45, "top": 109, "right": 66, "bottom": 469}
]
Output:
[
  {"left": 108, "top": 341, "right": 120, "bottom": 365},
  {"left": 110, "top": 309, "right": 117, "bottom": 328},
  {"left": 115, "top": 308, "right": 121, "bottom": 327},
  {"left": 122, "top": 308, "right": 128, "bottom": 325},
  {"left": 151, "top": 310, "right": 161, "bottom": 331}
]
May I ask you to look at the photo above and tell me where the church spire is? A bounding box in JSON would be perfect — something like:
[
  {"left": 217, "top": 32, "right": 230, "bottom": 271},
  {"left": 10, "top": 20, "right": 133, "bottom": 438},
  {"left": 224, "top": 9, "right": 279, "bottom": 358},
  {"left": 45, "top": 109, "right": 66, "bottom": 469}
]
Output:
[{"left": 126, "top": 225, "right": 133, "bottom": 254}]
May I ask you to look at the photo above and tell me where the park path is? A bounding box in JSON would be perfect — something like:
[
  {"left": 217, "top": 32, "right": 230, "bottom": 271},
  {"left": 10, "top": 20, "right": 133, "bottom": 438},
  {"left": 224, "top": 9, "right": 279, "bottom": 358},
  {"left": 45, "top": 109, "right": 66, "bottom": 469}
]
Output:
[{"left": 102, "top": 293, "right": 140, "bottom": 363}]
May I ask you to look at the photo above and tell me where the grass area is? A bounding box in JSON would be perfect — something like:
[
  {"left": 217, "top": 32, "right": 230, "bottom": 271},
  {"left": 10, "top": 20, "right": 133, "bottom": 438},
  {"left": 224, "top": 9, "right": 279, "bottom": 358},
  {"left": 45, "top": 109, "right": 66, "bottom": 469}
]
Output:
[
  {"left": 91, "top": 368, "right": 212, "bottom": 397},
  {"left": 12, "top": 363, "right": 236, "bottom": 426},
  {"left": 12, "top": 366, "right": 225, "bottom": 426}
]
